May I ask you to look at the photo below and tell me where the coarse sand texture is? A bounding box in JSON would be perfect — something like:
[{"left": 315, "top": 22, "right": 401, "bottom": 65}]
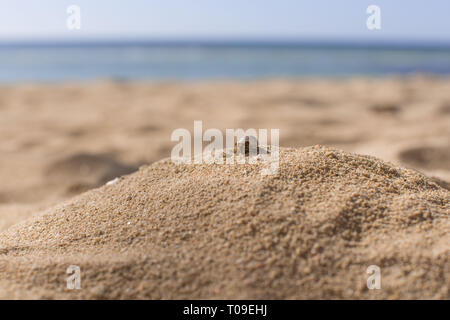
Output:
[{"left": 0, "top": 146, "right": 448, "bottom": 299}]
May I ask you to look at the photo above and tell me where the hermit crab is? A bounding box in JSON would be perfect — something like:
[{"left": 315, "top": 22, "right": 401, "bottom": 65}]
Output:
[{"left": 236, "top": 135, "right": 260, "bottom": 156}]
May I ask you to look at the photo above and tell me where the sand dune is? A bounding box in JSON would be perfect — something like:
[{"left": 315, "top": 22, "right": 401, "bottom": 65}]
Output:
[
  {"left": 0, "top": 76, "right": 449, "bottom": 299},
  {"left": 0, "top": 76, "right": 449, "bottom": 209},
  {"left": 0, "top": 146, "right": 448, "bottom": 299}
]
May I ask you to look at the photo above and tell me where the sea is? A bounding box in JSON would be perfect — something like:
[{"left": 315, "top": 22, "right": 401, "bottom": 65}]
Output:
[{"left": 1, "top": 40, "right": 450, "bottom": 82}]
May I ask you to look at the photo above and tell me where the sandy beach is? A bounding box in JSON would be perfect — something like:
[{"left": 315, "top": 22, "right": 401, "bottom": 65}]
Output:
[{"left": 0, "top": 76, "right": 449, "bottom": 299}]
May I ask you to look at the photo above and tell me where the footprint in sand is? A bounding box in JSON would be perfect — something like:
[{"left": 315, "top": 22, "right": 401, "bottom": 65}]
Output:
[
  {"left": 369, "top": 102, "right": 401, "bottom": 115},
  {"left": 438, "top": 102, "right": 450, "bottom": 115},
  {"left": 46, "top": 153, "right": 138, "bottom": 195},
  {"left": 398, "top": 145, "right": 450, "bottom": 171}
]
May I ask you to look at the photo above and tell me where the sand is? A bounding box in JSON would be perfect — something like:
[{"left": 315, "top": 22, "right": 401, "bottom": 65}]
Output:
[
  {"left": 0, "top": 76, "right": 449, "bottom": 299},
  {"left": 0, "top": 146, "right": 448, "bottom": 299}
]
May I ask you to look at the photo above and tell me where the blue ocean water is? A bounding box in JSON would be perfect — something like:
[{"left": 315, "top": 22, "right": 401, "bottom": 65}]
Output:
[{"left": 1, "top": 41, "right": 450, "bottom": 82}]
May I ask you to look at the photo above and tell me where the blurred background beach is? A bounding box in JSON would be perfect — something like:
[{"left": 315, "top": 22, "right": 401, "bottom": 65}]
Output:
[{"left": 0, "top": 0, "right": 449, "bottom": 230}]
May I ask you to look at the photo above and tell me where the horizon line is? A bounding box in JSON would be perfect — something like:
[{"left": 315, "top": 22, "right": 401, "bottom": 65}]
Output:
[{"left": 1, "top": 37, "right": 450, "bottom": 49}]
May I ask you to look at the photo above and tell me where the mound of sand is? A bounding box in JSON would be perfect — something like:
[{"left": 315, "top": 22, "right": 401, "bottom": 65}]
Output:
[{"left": 0, "top": 146, "right": 448, "bottom": 299}]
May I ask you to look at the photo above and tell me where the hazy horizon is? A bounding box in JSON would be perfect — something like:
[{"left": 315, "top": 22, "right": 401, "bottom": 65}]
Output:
[
  {"left": 1, "top": 37, "right": 450, "bottom": 47},
  {"left": 2, "top": 1, "right": 450, "bottom": 82}
]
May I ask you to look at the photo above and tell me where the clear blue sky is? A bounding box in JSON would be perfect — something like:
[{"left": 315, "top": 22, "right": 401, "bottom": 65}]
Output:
[{"left": 1, "top": 0, "right": 449, "bottom": 42}]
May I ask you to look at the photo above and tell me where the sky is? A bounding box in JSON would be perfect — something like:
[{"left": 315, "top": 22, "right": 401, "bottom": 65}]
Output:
[{"left": 1, "top": 0, "right": 449, "bottom": 43}]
